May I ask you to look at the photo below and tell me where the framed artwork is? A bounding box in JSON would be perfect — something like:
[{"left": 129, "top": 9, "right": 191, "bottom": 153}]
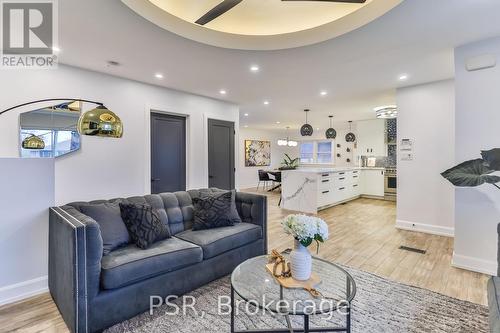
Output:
[{"left": 245, "top": 140, "right": 271, "bottom": 167}]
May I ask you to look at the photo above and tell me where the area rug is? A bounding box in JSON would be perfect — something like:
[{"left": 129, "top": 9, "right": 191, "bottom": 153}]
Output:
[{"left": 105, "top": 266, "right": 489, "bottom": 333}]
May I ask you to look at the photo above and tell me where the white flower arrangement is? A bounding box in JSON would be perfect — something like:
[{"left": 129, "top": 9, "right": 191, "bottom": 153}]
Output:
[{"left": 282, "top": 214, "right": 329, "bottom": 253}]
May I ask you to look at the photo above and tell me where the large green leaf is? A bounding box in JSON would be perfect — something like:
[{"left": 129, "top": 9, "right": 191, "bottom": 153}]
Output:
[
  {"left": 441, "top": 159, "right": 500, "bottom": 187},
  {"left": 481, "top": 148, "right": 500, "bottom": 171}
]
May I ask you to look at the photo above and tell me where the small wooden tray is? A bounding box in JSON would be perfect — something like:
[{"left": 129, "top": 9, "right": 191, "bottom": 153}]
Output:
[{"left": 266, "top": 263, "right": 321, "bottom": 290}]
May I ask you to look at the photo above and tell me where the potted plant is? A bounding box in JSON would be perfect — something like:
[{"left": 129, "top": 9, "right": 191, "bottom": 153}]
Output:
[
  {"left": 282, "top": 214, "right": 329, "bottom": 280},
  {"left": 279, "top": 154, "right": 299, "bottom": 170},
  {"left": 441, "top": 148, "right": 500, "bottom": 189}
]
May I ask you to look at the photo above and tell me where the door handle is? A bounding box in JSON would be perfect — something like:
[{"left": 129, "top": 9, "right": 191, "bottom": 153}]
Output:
[
  {"left": 209, "top": 175, "right": 215, "bottom": 179},
  {"left": 151, "top": 178, "right": 161, "bottom": 182}
]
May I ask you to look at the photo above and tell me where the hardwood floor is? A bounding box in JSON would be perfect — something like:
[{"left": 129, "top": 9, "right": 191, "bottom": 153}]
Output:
[{"left": 0, "top": 190, "right": 489, "bottom": 332}]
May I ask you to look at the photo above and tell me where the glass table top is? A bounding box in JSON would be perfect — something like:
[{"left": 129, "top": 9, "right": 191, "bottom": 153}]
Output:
[{"left": 231, "top": 255, "right": 356, "bottom": 315}]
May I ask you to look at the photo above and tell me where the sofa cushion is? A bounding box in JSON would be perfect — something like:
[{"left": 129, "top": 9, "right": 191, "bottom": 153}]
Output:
[
  {"left": 80, "top": 201, "right": 130, "bottom": 255},
  {"left": 192, "top": 192, "right": 242, "bottom": 230},
  {"left": 100, "top": 237, "right": 202, "bottom": 290},
  {"left": 189, "top": 188, "right": 241, "bottom": 225},
  {"left": 175, "top": 222, "right": 262, "bottom": 259},
  {"left": 488, "top": 276, "right": 500, "bottom": 333},
  {"left": 119, "top": 202, "right": 171, "bottom": 249}
]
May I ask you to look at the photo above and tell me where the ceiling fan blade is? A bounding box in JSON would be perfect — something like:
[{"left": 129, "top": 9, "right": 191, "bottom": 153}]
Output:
[
  {"left": 195, "top": 0, "right": 244, "bottom": 25},
  {"left": 282, "top": 0, "right": 367, "bottom": 3}
]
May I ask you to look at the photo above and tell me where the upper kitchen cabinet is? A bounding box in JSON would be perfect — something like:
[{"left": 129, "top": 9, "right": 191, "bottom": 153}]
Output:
[{"left": 356, "top": 119, "right": 386, "bottom": 156}]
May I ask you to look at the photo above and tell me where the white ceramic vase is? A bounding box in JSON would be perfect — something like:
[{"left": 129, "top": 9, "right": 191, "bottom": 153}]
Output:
[{"left": 290, "top": 239, "right": 312, "bottom": 281}]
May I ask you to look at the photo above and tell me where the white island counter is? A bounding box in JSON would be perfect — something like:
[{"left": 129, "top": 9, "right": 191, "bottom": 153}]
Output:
[{"left": 281, "top": 167, "right": 385, "bottom": 214}]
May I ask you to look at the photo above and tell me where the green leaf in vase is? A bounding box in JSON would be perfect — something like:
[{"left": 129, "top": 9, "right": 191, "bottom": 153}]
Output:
[
  {"left": 441, "top": 159, "right": 500, "bottom": 187},
  {"left": 481, "top": 148, "right": 500, "bottom": 171}
]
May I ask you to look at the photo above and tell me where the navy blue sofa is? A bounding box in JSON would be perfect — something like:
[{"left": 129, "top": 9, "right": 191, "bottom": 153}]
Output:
[{"left": 48, "top": 189, "right": 267, "bottom": 333}]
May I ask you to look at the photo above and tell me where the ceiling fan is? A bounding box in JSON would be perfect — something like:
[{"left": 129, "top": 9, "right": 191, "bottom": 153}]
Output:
[{"left": 195, "top": 0, "right": 367, "bottom": 26}]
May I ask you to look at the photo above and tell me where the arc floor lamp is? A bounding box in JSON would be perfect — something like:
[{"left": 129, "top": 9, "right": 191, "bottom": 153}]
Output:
[{"left": 0, "top": 98, "right": 123, "bottom": 150}]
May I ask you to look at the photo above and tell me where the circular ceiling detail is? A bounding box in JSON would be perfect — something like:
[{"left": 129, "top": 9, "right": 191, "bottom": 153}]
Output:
[{"left": 122, "top": 0, "right": 403, "bottom": 50}]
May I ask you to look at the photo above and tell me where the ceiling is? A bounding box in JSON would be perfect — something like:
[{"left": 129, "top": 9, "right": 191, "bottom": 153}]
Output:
[
  {"left": 56, "top": 0, "right": 500, "bottom": 134},
  {"left": 148, "top": 0, "right": 371, "bottom": 35},
  {"left": 122, "top": 0, "right": 401, "bottom": 49}
]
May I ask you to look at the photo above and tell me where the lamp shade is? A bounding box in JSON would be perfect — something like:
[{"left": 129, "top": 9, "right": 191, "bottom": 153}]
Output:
[
  {"left": 22, "top": 135, "right": 45, "bottom": 150},
  {"left": 77, "top": 105, "right": 123, "bottom": 138}
]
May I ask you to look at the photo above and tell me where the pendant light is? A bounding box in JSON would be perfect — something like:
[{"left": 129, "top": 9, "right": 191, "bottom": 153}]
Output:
[
  {"left": 300, "top": 109, "right": 313, "bottom": 136},
  {"left": 345, "top": 121, "right": 356, "bottom": 142},
  {"left": 325, "top": 115, "right": 337, "bottom": 139},
  {"left": 277, "top": 127, "right": 298, "bottom": 147}
]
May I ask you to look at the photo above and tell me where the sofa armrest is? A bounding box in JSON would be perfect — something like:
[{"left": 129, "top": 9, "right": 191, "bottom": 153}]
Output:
[
  {"left": 49, "top": 206, "right": 103, "bottom": 333},
  {"left": 235, "top": 192, "right": 267, "bottom": 254}
]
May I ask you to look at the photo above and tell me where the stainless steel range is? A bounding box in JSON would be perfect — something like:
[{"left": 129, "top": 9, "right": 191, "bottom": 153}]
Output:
[{"left": 384, "top": 167, "right": 397, "bottom": 200}]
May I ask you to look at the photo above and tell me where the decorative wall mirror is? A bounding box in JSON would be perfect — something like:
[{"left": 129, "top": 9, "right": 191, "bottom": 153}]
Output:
[{"left": 19, "top": 101, "right": 82, "bottom": 158}]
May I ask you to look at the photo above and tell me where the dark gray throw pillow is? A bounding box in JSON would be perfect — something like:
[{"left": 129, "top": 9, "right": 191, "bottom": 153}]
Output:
[
  {"left": 190, "top": 188, "right": 241, "bottom": 224},
  {"left": 192, "top": 191, "right": 242, "bottom": 230},
  {"left": 119, "top": 202, "right": 171, "bottom": 249},
  {"left": 80, "top": 202, "right": 130, "bottom": 255}
]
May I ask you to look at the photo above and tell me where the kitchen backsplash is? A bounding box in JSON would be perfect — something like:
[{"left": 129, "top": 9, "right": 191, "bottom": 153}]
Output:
[{"left": 359, "top": 154, "right": 397, "bottom": 168}]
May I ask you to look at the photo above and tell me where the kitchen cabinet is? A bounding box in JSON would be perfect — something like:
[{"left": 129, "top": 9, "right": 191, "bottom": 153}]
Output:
[
  {"left": 281, "top": 168, "right": 382, "bottom": 214},
  {"left": 356, "top": 119, "right": 386, "bottom": 156},
  {"left": 361, "top": 169, "right": 385, "bottom": 197}
]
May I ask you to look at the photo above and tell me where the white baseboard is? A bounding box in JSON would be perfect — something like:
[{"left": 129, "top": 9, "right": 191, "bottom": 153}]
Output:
[
  {"left": 0, "top": 276, "right": 48, "bottom": 306},
  {"left": 396, "top": 219, "right": 455, "bottom": 237},
  {"left": 452, "top": 252, "right": 497, "bottom": 275}
]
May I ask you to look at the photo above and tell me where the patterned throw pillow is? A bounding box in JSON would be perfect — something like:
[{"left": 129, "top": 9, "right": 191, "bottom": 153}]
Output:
[
  {"left": 192, "top": 191, "right": 242, "bottom": 230},
  {"left": 119, "top": 202, "right": 171, "bottom": 249}
]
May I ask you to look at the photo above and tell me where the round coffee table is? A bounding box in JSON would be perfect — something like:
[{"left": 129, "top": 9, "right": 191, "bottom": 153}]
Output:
[{"left": 230, "top": 254, "right": 356, "bottom": 333}]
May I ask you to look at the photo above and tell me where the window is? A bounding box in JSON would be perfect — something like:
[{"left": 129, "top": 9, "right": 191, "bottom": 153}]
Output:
[
  {"left": 317, "top": 141, "right": 333, "bottom": 163},
  {"left": 299, "top": 140, "right": 334, "bottom": 164},
  {"left": 299, "top": 142, "right": 314, "bottom": 164}
]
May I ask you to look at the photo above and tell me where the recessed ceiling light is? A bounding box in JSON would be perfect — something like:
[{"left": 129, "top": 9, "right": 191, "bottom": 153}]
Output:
[
  {"left": 219, "top": 89, "right": 227, "bottom": 95},
  {"left": 155, "top": 73, "right": 164, "bottom": 79},
  {"left": 244, "top": 125, "right": 248, "bottom": 128},
  {"left": 320, "top": 91, "right": 328, "bottom": 96},
  {"left": 276, "top": 121, "right": 281, "bottom": 124},
  {"left": 250, "top": 65, "right": 260, "bottom": 72},
  {"left": 52, "top": 46, "right": 61, "bottom": 53},
  {"left": 399, "top": 74, "right": 408, "bottom": 81},
  {"left": 317, "top": 128, "right": 320, "bottom": 130},
  {"left": 263, "top": 100, "right": 270, "bottom": 105},
  {"left": 244, "top": 113, "right": 249, "bottom": 117}
]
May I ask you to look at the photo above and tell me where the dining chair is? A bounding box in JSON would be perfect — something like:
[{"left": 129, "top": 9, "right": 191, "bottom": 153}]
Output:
[{"left": 257, "top": 170, "right": 271, "bottom": 191}]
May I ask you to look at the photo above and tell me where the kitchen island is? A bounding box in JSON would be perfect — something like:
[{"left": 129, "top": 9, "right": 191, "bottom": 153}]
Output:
[{"left": 281, "top": 167, "right": 385, "bottom": 214}]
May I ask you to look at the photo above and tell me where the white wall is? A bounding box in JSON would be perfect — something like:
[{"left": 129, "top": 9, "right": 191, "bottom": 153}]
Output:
[
  {"left": 453, "top": 37, "right": 500, "bottom": 275},
  {"left": 0, "top": 65, "right": 239, "bottom": 205},
  {"left": 0, "top": 158, "right": 54, "bottom": 305},
  {"left": 396, "top": 80, "right": 455, "bottom": 237}
]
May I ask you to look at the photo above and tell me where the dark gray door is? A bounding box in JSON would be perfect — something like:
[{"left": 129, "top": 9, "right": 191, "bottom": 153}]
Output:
[
  {"left": 151, "top": 113, "right": 186, "bottom": 193},
  {"left": 208, "top": 119, "right": 235, "bottom": 190}
]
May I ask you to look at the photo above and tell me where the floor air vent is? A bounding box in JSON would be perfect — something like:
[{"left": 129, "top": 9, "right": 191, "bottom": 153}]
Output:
[{"left": 399, "top": 246, "right": 426, "bottom": 254}]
